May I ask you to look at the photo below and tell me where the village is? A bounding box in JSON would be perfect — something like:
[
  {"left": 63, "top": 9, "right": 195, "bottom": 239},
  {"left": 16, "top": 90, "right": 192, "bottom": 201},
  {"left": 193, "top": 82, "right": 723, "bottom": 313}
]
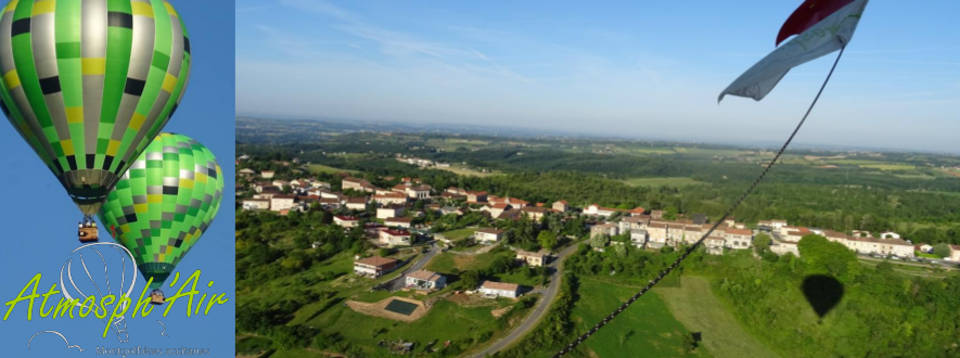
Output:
[{"left": 239, "top": 159, "right": 960, "bottom": 307}]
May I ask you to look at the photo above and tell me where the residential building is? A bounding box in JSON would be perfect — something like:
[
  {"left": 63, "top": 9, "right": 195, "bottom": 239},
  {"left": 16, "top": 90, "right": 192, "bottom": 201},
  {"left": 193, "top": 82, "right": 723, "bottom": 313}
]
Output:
[
  {"left": 584, "top": 204, "right": 618, "bottom": 218},
  {"left": 516, "top": 250, "right": 547, "bottom": 267},
  {"left": 342, "top": 177, "right": 375, "bottom": 192},
  {"left": 485, "top": 203, "right": 511, "bottom": 218},
  {"left": 590, "top": 223, "right": 619, "bottom": 238},
  {"left": 553, "top": 200, "right": 568, "bottom": 212},
  {"left": 405, "top": 185, "right": 432, "bottom": 200},
  {"left": 334, "top": 215, "right": 359, "bottom": 228},
  {"left": 520, "top": 206, "right": 549, "bottom": 221},
  {"left": 354, "top": 256, "right": 399, "bottom": 277},
  {"left": 723, "top": 227, "right": 753, "bottom": 249},
  {"left": 475, "top": 228, "right": 503, "bottom": 244},
  {"left": 948, "top": 245, "right": 960, "bottom": 262},
  {"left": 270, "top": 195, "right": 296, "bottom": 212},
  {"left": 405, "top": 270, "right": 446, "bottom": 290},
  {"left": 260, "top": 170, "right": 275, "bottom": 179},
  {"left": 478, "top": 281, "right": 520, "bottom": 298},
  {"left": 377, "top": 206, "right": 404, "bottom": 219},
  {"left": 379, "top": 229, "right": 412, "bottom": 247},
  {"left": 374, "top": 192, "right": 407, "bottom": 206},
  {"left": 705, "top": 237, "right": 725, "bottom": 255},
  {"left": 241, "top": 199, "right": 270, "bottom": 211},
  {"left": 344, "top": 197, "right": 368, "bottom": 211},
  {"left": 384, "top": 217, "right": 412, "bottom": 229},
  {"left": 630, "top": 229, "right": 648, "bottom": 247},
  {"left": 466, "top": 191, "right": 488, "bottom": 203}
]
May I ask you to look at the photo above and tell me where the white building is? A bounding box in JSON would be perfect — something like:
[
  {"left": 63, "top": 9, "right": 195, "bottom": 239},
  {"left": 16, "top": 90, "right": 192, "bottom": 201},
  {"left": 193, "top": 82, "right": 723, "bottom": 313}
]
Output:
[
  {"left": 354, "top": 256, "right": 398, "bottom": 277},
  {"left": 475, "top": 228, "right": 503, "bottom": 244},
  {"left": 374, "top": 192, "right": 407, "bottom": 206},
  {"left": 270, "top": 195, "right": 296, "bottom": 212},
  {"left": 516, "top": 250, "right": 547, "bottom": 267},
  {"left": 379, "top": 229, "right": 412, "bottom": 247},
  {"left": 344, "top": 197, "right": 368, "bottom": 211},
  {"left": 377, "top": 206, "right": 404, "bottom": 219},
  {"left": 630, "top": 229, "right": 648, "bottom": 248},
  {"left": 405, "top": 270, "right": 446, "bottom": 290},
  {"left": 584, "top": 204, "right": 617, "bottom": 218},
  {"left": 334, "top": 215, "right": 359, "bottom": 228},
  {"left": 242, "top": 199, "right": 270, "bottom": 211},
  {"left": 478, "top": 281, "right": 520, "bottom": 298},
  {"left": 384, "top": 217, "right": 412, "bottom": 228},
  {"left": 723, "top": 228, "right": 753, "bottom": 250}
]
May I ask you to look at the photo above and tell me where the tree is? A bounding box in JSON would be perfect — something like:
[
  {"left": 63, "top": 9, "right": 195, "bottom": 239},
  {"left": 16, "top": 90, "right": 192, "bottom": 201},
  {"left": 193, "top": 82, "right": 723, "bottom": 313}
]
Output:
[
  {"left": 932, "top": 243, "right": 951, "bottom": 258},
  {"left": 754, "top": 233, "right": 772, "bottom": 255},
  {"left": 797, "top": 234, "right": 859, "bottom": 282},
  {"left": 538, "top": 231, "right": 558, "bottom": 251}
]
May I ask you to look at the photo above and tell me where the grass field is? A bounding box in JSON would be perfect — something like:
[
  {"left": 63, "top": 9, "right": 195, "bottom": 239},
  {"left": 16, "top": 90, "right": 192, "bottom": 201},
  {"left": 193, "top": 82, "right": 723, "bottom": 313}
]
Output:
[
  {"left": 622, "top": 177, "right": 705, "bottom": 188},
  {"left": 655, "top": 276, "right": 778, "bottom": 358},
  {"left": 306, "top": 163, "right": 358, "bottom": 174},
  {"left": 439, "top": 228, "right": 477, "bottom": 241},
  {"left": 426, "top": 249, "right": 507, "bottom": 273},
  {"left": 537, "top": 276, "right": 711, "bottom": 358}
]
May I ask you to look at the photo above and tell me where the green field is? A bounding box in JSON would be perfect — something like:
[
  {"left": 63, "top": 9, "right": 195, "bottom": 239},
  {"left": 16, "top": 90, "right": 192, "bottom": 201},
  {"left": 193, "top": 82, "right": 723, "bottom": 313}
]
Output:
[
  {"left": 306, "top": 163, "right": 358, "bottom": 174},
  {"left": 622, "top": 177, "right": 705, "bottom": 188},
  {"left": 655, "top": 276, "right": 777, "bottom": 358},
  {"left": 560, "top": 276, "right": 711, "bottom": 358},
  {"left": 439, "top": 228, "right": 477, "bottom": 241}
]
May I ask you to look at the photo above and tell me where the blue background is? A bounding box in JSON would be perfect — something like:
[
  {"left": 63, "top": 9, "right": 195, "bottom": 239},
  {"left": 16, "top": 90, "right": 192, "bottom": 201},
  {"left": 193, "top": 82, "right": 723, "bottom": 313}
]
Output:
[{"left": 0, "top": 1, "right": 235, "bottom": 356}]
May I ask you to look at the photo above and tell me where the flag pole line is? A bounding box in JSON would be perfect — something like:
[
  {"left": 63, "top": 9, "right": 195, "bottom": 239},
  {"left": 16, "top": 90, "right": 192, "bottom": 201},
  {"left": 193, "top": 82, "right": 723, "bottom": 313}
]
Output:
[{"left": 554, "top": 45, "right": 847, "bottom": 357}]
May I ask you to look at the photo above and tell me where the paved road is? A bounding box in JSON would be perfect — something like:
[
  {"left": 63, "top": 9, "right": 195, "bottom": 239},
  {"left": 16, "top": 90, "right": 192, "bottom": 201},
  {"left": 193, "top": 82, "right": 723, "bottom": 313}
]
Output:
[
  {"left": 469, "top": 243, "right": 581, "bottom": 358},
  {"left": 381, "top": 242, "right": 440, "bottom": 291}
]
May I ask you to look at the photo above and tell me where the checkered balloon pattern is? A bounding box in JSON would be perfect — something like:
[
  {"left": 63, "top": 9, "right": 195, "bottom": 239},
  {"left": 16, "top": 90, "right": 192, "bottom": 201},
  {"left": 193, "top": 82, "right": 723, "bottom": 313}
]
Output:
[
  {"left": 0, "top": 0, "right": 191, "bottom": 215},
  {"left": 98, "top": 133, "right": 221, "bottom": 290}
]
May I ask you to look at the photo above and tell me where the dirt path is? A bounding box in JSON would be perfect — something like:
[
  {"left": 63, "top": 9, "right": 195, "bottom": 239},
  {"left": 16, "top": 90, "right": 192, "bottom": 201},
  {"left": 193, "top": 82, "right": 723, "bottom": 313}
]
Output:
[{"left": 655, "top": 276, "right": 779, "bottom": 358}]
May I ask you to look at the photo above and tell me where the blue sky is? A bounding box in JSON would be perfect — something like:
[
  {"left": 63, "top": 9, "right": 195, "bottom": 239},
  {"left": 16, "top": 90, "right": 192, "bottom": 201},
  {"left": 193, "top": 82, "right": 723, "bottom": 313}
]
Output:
[
  {"left": 0, "top": 1, "right": 235, "bottom": 356},
  {"left": 238, "top": 0, "right": 960, "bottom": 153}
]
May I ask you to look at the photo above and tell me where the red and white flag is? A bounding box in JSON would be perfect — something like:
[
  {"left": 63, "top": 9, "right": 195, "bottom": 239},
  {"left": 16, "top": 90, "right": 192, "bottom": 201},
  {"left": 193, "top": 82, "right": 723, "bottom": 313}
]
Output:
[{"left": 719, "top": 0, "right": 868, "bottom": 102}]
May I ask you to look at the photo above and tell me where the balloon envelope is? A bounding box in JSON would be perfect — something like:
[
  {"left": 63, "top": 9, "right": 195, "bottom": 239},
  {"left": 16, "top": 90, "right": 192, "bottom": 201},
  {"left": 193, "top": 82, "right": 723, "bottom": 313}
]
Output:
[
  {"left": 98, "top": 133, "right": 221, "bottom": 291},
  {"left": 0, "top": 0, "right": 191, "bottom": 215}
]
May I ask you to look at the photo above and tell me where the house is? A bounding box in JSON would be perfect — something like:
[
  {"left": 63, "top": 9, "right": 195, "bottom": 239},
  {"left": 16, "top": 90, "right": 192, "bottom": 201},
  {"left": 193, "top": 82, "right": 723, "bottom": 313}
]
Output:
[
  {"left": 552, "top": 200, "right": 568, "bottom": 212},
  {"left": 646, "top": 223, "right": 668, "bottom": 248},
  {"left": 504, "top": 197, "right": 528, "bottom": 208},
  {"left": 918, "top": 244, "right": 933, "bottom": 253},
  {"left": 770, "top": 240, "right": 800, "bottom": 257},
  {"left": 342, "top": 177, "right": 375, "bottom": 193},
  {"left": 439, "top": 206, "right": 463, "bottom": 216},
  {"left": 478, "top": 281, "right": 520, "bottom": 298},
  {"left": 516, "top": 250, "right": 547, "bottom": 267},
  {"left": 485, "top": 203, "right": 511, "bottom": 218},
  {"left": 384, "top": 217, "right": 412, "bottom": 228},
  {"left": 405, "top": 185, "right": 432, "bottom": 199},
  {"left": 319, "top": 198, "right": 341, "bottom": 209},
  {"left": 260, "top": 170, "right": 275, "bottom": 179},
  {"left": 948, "top": 245, "right": 960, "bottom": 262},
  {"left": 270, "top": 195, "right": 296, "bottom": 212},
  {"left": 344, "top": 197, "right": 368, "bottom": 211},
  {"left": 628, "top": 207, "right": 646, "bottom": 216},
  {"left": 841, "top": 235, "right": 914, "bottom": 257},
  {"left": 723, "top": 228, "right": 753, "bottom": 249},
  {"left": 405, "top": 270, "right": 446, "bottom": 290},
  {"left": 445, "top": 187, "right": 468, "bottom": 196},
  {"left": 377, "top": 206, "right": 404, "bottom": 219},
  {"left": 590, "top": 223, "right": 619, "bottom": 238},
  {"left": 584, "top": 204, "right": 618, "bottom": 218},
  {"left": 272, "top": 180, "right": 288, "bottom": 190},
  {"left": 374, "top": 192, "right": 407, "bottom": 206},
  {"left": 704, "top": 237, "right": 725, "bottom": 255},
  {"left": 466, "top": 191, "right": 488, "bottom": 203},
  {"left": 650, "top": 210, "right": 664, "bottom": 220},
  {"left": 238, "top": 168, "right": 255, "bottom": 176},
  {"left": 379, "top": 229, "right": 412, "bottom": 247},
  {"left": 334, "top": 215, "right": 359, "bottom": 228},
  {"left": 520, "top": 206, "right": 550, "bottom": 221},
  {"left": 758, "top": 219, "right": 788, "bottom": 231},
  {"left": 630, "top": 229, "right": 648, "bottom": 247},
  {"left": 241, "top": 199, "right": 270, "bottom": 210},
  {"left": 682, "top": 225, "right": 703, "bottom": 245},
  {"left": 354, "top": 256, "right": 399, "bottom": 277},
  {"left": 475, "top": 228, "right": 503, "bottom": 244}
]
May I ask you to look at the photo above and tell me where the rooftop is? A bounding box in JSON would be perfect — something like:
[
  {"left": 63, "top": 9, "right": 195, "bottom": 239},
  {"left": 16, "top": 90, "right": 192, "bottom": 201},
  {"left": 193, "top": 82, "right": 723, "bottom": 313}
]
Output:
[{"left": 481, "top": 280, "right": 519, "bottom": 291}]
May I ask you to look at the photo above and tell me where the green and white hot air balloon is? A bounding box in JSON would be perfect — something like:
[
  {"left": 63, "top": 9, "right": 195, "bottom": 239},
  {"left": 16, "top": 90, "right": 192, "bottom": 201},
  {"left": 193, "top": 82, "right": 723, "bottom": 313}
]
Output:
[
  {"left": 0, "top": 0, "right": 191, "bottom": 237},
  {"left": 98, "top": 133, "right": 222, "bottom": 304}
]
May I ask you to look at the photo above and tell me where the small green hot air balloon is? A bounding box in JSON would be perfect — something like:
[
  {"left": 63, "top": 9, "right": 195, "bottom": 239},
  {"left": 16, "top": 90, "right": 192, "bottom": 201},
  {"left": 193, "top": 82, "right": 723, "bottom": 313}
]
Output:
[
  {"left": 0, "top": 0, "right": 192, "bottom": 237},
  {"left": 98, "top": 133, "right": 222, "bottom": 304}
]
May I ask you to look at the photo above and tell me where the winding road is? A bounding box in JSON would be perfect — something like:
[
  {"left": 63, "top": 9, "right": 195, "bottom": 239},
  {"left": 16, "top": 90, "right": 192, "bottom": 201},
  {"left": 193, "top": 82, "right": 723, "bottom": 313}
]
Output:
[
  {"left": 469, "top": 243, "right": 581, "bottom": 358},
  {"left": 381, "top": 242, "right": 440, "bottom": 291}
]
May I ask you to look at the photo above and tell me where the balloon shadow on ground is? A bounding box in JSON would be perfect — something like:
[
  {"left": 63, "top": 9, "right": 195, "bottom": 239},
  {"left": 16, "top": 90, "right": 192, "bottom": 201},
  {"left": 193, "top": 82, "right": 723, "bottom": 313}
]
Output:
[{"left": 801, "top": 275, "right": 844, "bottom": 321}]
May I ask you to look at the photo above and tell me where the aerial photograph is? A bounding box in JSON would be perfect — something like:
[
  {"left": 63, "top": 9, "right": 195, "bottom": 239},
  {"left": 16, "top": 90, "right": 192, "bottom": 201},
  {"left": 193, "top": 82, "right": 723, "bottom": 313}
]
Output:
[{"left": 235, "top": 1, "right": 960, "bottom": 357}]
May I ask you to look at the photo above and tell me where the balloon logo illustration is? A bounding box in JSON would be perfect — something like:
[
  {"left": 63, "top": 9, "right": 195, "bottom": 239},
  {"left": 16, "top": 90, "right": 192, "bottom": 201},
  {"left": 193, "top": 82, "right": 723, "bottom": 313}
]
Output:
[
  {"left": 98, "top": 133, "right": 222, "bottom": 304},
  {"left": 0, "top": 0, "right": 191, "bottom": 237}
]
